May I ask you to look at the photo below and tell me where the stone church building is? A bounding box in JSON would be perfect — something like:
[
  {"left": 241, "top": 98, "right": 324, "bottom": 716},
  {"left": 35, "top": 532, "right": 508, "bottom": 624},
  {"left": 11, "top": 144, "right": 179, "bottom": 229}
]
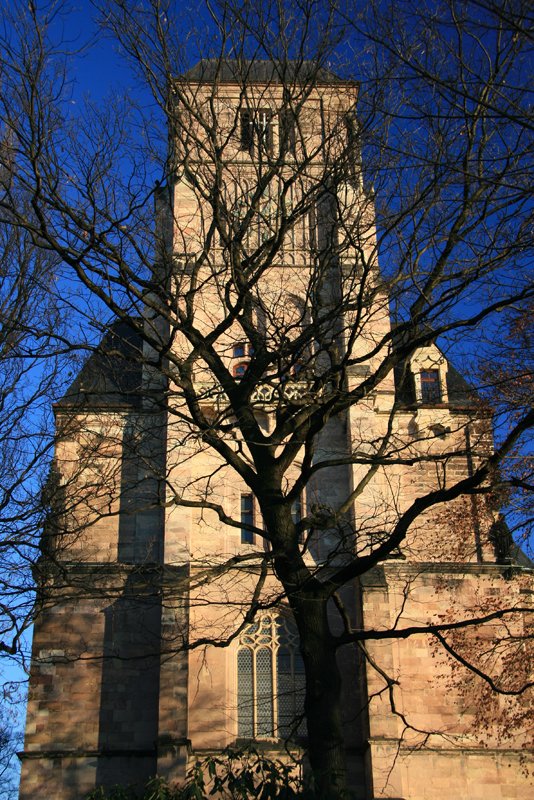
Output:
[{"left": 19, "top": 62, "right": 532, "bottom": 799}]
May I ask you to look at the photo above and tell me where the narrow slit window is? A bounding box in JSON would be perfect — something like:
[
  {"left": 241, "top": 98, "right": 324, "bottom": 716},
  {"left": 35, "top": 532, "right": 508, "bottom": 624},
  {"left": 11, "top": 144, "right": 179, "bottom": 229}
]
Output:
[
  {"left": 241, "top": 493, "right": 254, "bottom": 544},
  {"left": 240, "top": 110, "right": 253, "bottom": 150}
]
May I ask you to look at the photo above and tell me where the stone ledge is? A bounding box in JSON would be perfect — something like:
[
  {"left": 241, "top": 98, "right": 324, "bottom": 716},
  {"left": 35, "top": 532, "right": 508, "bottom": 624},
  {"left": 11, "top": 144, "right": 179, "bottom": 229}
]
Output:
[
  {"left": 19, "top": 748, "right": 157, "bottom": 760},
  {"left": 368, "top": 738, "right": 530, "bottom": 755},
  {"left": 381, "top": 561, "right": 533, "bottom": 576}
]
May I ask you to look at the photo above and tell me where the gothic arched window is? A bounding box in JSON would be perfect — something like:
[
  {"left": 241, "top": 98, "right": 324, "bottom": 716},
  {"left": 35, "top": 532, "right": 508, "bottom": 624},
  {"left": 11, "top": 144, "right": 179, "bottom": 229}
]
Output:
[{"left": 237, "top": 613, "right": 306, "bottom": 740}]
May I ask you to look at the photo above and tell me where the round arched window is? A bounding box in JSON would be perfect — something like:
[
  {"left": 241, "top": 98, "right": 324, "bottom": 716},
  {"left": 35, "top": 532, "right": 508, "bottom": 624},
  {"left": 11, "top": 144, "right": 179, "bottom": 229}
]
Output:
[{"left": 233, "top": 362, "right": 249, "bottom": 378}]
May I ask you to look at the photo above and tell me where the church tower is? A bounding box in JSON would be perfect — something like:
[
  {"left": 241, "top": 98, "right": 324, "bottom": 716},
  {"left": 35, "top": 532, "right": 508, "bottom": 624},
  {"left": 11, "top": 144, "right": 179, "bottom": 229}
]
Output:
[{"left": 19, "top": 60, "right": 532, "bottom": 800}]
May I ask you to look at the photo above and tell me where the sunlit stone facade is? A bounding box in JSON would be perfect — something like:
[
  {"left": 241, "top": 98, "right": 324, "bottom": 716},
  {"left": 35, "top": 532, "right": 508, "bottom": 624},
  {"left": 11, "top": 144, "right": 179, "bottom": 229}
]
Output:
[{"left": 19, "top": 62, "right": 532, "bottom": 800}]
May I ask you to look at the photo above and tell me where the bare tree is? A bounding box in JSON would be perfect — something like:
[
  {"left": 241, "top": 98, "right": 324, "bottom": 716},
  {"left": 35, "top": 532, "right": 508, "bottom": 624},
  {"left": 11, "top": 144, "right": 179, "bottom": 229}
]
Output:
[
  {"left": 476, "top": 301, "right": 534, "bottom": 558},
  {"left": 0, "top": 672, "right": 24, "bottom": 800},
  {"left": 1, "top": 1, "right": 533, "bottom": 798},
  {"left": 0, "top": 210, "right": 62, "bottom": 798},
  {"left": 0, "top": 189, "right": 65, "bottom": 661}
]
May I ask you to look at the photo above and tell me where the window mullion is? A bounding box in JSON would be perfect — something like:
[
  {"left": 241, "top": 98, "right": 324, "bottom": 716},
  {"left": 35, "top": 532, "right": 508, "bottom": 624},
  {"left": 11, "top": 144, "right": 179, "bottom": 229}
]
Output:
[
  {"left": 273, "top": 641, "right": 278, "bottom": 736},
  {"left": 252, "top": 649, "right": 257, "bottom": 737}
]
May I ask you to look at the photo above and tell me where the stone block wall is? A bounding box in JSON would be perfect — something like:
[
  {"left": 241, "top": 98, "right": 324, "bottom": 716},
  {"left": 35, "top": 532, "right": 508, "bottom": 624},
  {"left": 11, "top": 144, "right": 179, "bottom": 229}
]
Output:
[{"left": 361, "top": 564, "right": 533, "bottom": 799}]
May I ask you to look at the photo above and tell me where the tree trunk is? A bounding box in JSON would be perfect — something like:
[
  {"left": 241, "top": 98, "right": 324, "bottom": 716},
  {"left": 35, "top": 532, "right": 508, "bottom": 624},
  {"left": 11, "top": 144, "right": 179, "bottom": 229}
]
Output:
[
  {"left": 292, "top": 592, "right": 348, "bottom": 799},
  {"left": 266, "top": 499, "right": 349, "bottom": 798}
]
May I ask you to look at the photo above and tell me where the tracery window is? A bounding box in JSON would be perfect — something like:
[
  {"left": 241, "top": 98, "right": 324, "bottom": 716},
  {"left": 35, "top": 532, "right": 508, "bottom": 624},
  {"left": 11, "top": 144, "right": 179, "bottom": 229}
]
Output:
[{"left": 237, "top": 613, "right": 306, "bottom": 740}]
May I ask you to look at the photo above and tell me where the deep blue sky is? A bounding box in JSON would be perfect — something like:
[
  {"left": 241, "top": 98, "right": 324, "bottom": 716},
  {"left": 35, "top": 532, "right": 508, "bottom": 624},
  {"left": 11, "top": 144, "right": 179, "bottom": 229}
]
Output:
[{"left": 55, "top": 2, "right": 143, "bottom": 98}]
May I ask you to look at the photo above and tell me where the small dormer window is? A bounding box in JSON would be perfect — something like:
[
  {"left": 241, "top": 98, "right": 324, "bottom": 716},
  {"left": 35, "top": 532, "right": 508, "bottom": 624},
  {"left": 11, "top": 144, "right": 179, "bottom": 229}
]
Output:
[
  {"left": 420, "top": 370, "right": 441, "bottom": 403},
  {"left": 240, "top": 110, "right": 273, "bottom": 153},
  {"left": 408, "top": 347, "right": 449, "bottom": 405}
]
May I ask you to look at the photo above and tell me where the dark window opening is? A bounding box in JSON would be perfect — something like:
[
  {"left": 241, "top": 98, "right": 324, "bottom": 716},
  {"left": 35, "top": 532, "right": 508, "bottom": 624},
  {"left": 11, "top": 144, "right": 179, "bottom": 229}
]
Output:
[
  {"left": 240, "top": 111, "right": 253, "bottom": 150},
  {"left": 344, "top": 111, "right": 358, "bottom": 150},
  {"left": 240, "top": 110, "right": 273, "bottom": 153},
  {"left": 233, "top": 342, "right": 254, "bottom": 358},
  {"left": 234, "top": 362, "right": 249, "bottom": 379},
  {"left": 307, "top": 205, "right": 317, "bottom": 252},
  {"left": 241, "top": 493, "right": 254, "bottom": 544},
  {"left": 279, "top": 110, "right": 296, "bottom": 156},
  {"left": 420, "top": 370, "right": 442, "bottom": 403}
]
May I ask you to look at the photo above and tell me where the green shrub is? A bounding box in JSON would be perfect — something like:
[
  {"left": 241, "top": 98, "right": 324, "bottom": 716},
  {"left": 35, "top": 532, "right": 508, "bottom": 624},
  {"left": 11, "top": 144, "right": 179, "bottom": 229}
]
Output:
[{"left": 85, "top": 749, "right": 304, "bottom": 799}]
